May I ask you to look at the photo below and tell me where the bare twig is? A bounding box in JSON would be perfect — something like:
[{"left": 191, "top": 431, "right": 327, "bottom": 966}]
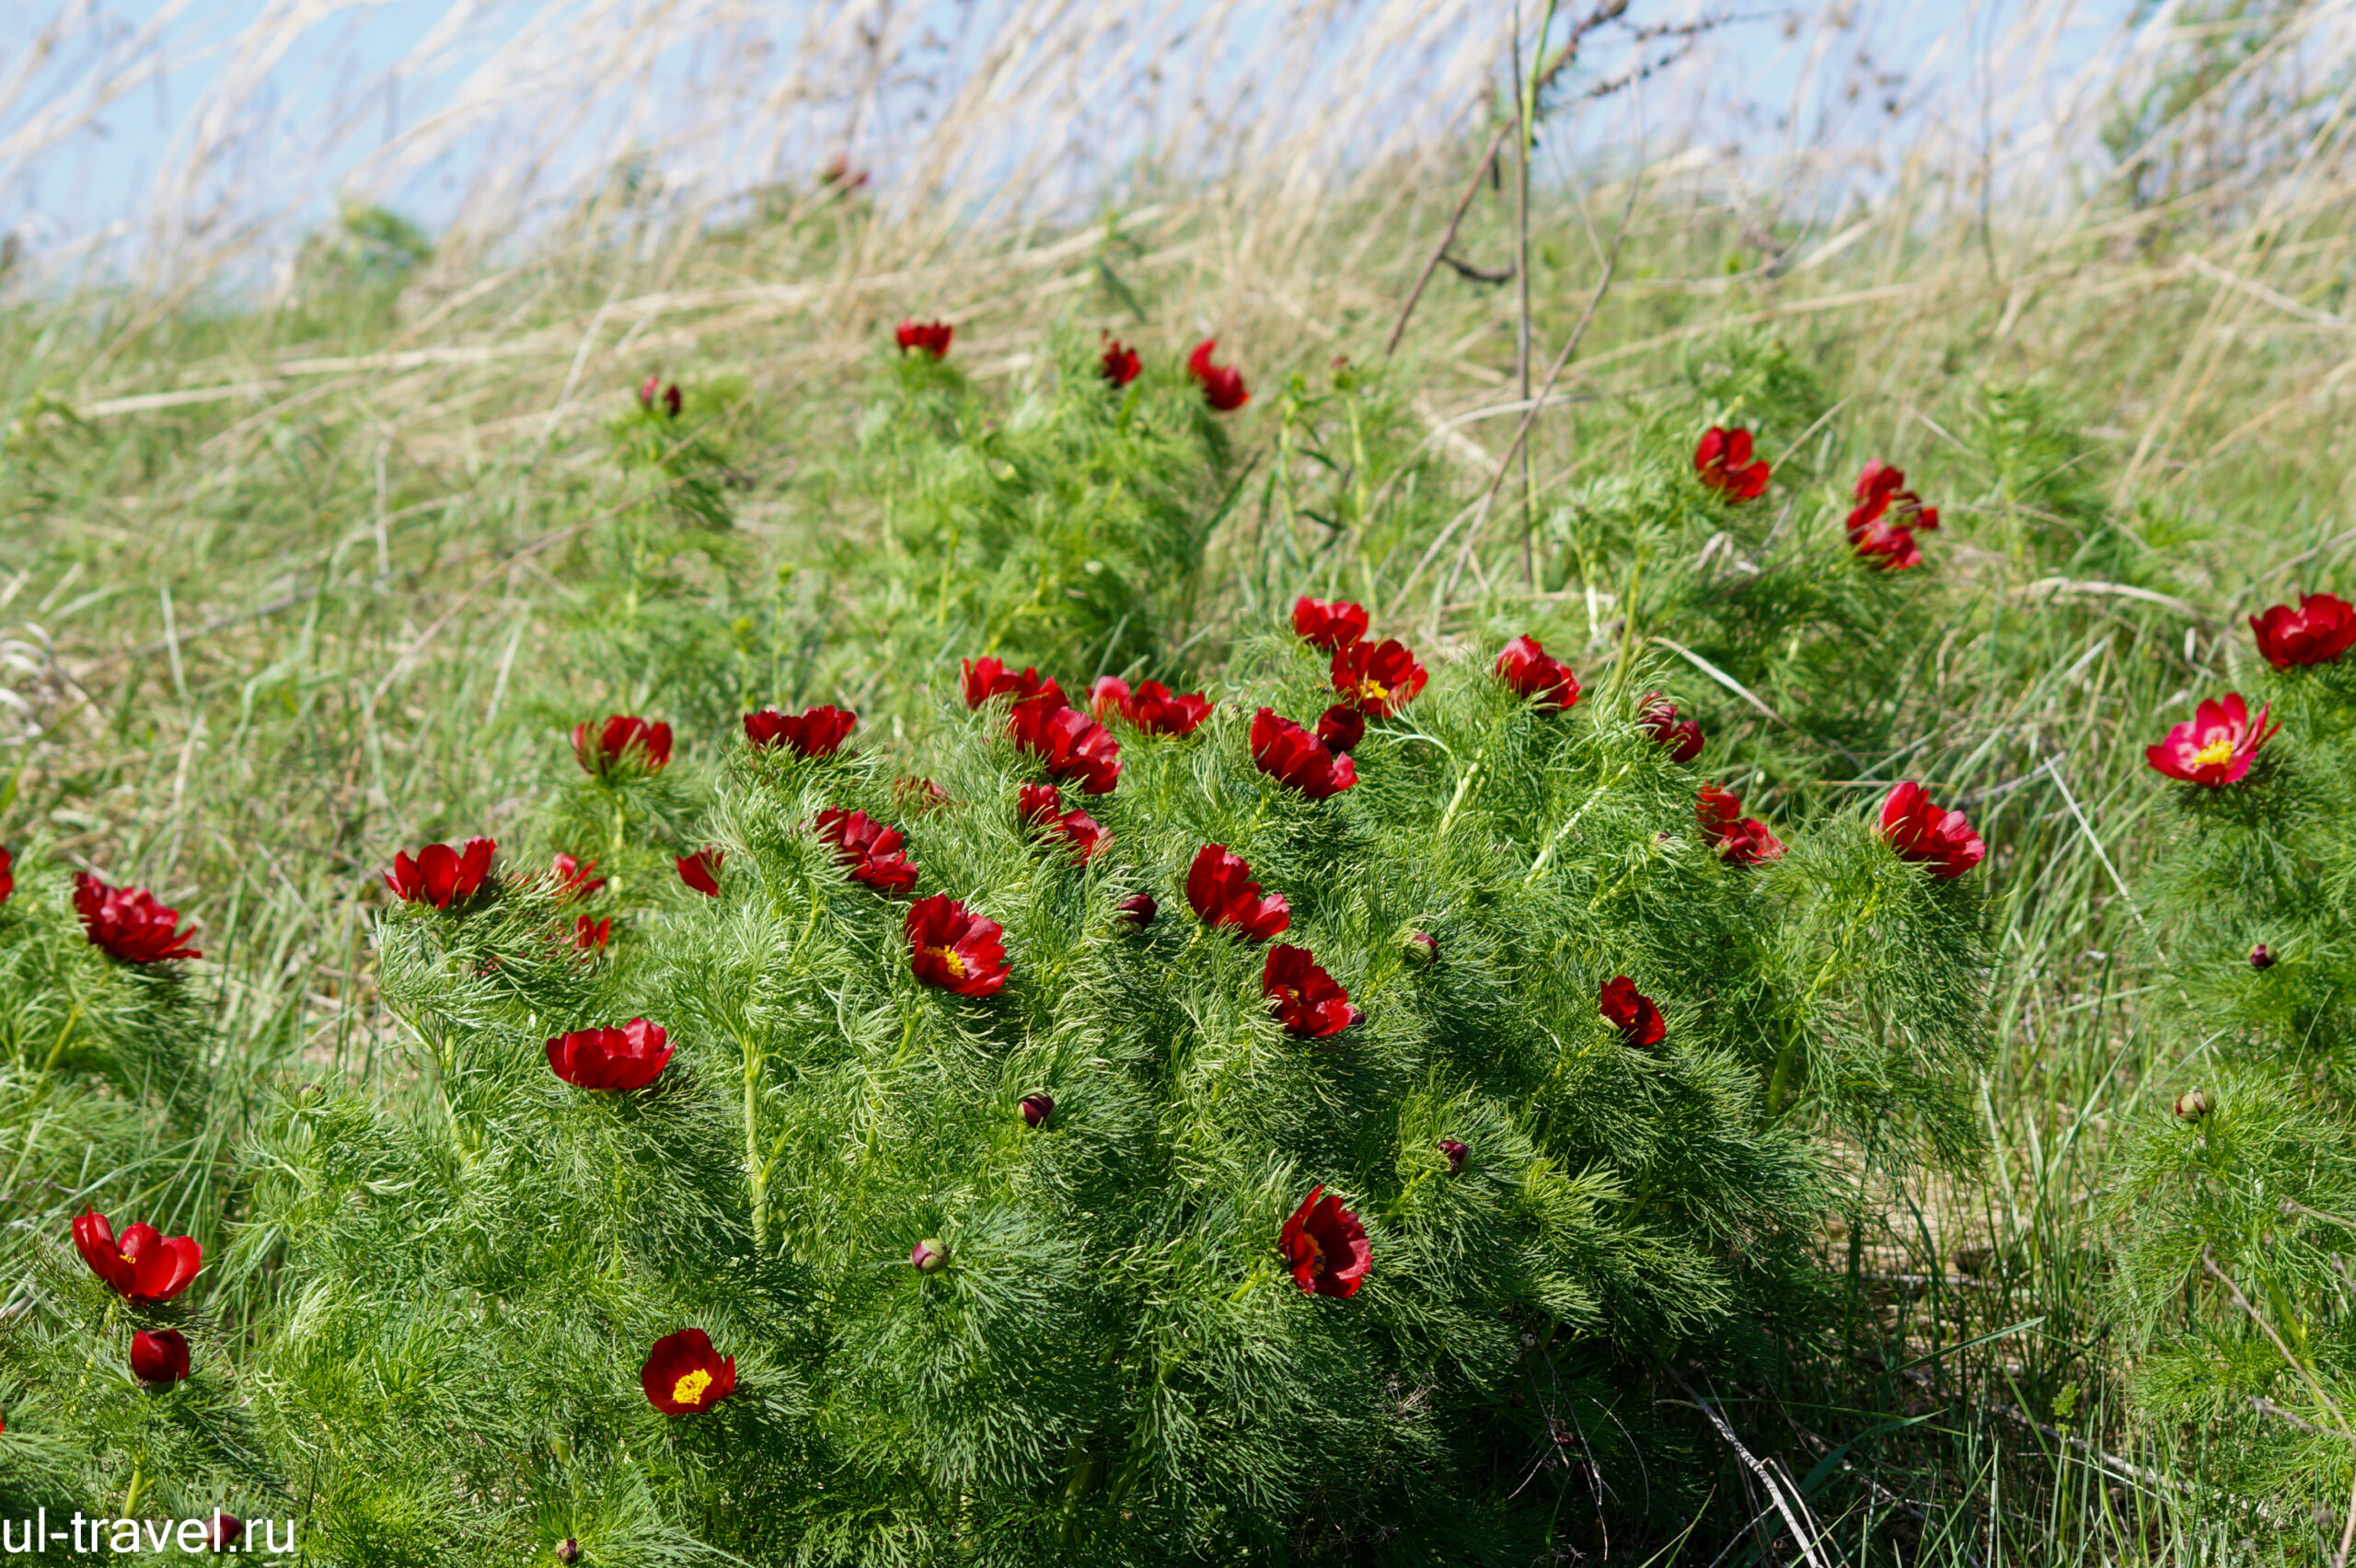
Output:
[
  {"left": 1382, "top": 126, "right": 1513, "bottom": 360},
  {"left": 1665, "top": 1367, "right": 1835, "bottom": 1568},
  {"left": 1381, "top": 0, "right": 1624, "bottom": 361},
  {"left": 1438, "top": 252, "right": 1514, "bottom": 285},
  {"left": 1425, "top": 164, "right": 1643, "bottom": 616}
]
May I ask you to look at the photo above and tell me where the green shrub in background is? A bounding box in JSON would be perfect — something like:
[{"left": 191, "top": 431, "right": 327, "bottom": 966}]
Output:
[{"left": 776, "top": 329, "right": 1250, "bottom": 723}]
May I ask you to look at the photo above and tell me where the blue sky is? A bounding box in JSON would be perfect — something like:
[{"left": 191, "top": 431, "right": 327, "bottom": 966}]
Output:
[{"left": 0, "top": 0, "right": 2140, "bottom": 273}]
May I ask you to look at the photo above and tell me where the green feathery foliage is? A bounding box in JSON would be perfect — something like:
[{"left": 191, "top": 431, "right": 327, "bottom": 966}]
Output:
[
  {"left": 783, "top": 331, "right": 1244, "bottom": 717},
  {"left": 214, "top": 588, "right": 1987, "bottom": 1562},
  {"left": 0, "top": 864, "right": 264, "bottom": 1542},
  {"left": 2115, "top": 599, "right": 2356, "bottom": 1518}
]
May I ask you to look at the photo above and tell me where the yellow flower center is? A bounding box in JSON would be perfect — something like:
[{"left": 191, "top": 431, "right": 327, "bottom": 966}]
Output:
[
  {"left": 1353, "top": 677, "right": 1390, "bottom": 706},
  {"left": 671, "top": 1369, "right": 714, "bottom": 1407},
  {"left": 2193, "top": 737, "right": 2236, "bottom": 768},
  {"left": 924, "top": 945, "right": 967, "bottom": 978},
  {"left": 1302, "top": 1234, "right": 1325, "bottom": 1273}
]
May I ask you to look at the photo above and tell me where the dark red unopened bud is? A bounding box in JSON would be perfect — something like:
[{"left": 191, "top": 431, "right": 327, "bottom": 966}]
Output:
[
  {"left": 1438, "top": 1138, "right": 1468, "bottom": 1173},
  {"left": 1403, "top": 930, "right": 1438, "bottom": 968},
  {"left": 209, "top": 1514, "right": 243, "bottom": 1552},
  {"left": 1019, "top": 1093, "right": 1056, "bottom": 1127},
  {"left": 1115, "top": 892, "right": 1158, "bottom": 930},
  {"left": 557, "top": 1539, "right": 581, "bottom": 1566},
  {"left": 130, "top": 1328, "right": 191, "bottom": 1385},
  {"left": 2250, "top": 943, "right": 2275, "bottom": 970},
  {"left": 2175, "top": 1089, "right": 2211, "bottom": 1121},
  {"left": 910, "top": 1237, "right": 950, "bottom": 1272}
]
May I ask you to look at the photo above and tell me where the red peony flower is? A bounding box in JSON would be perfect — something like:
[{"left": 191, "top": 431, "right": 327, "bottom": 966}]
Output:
[
  {"left": 1091, "top": 675, "right": 1215, "bottom": 737},
  {"left": 677, "top": 847, "right": 725, "bottom": 897},
  {"left": 572, "top": 915, "right": 611, "bottom": 952},
  {"left": 2249, "top": 593, "right": 2356, "bottom": 670},
  {"left": 814, "top": 807, "right": 920, "bottom": 893},
  {"left": 1186, "top": 845, "right": 1290, "bottom": 941},
  {"left": 548, "top": 852, "right": 605, "bottom": 901},
  {"left": 962, "top": 656, "right": 1066, "bottom": 712},
  {"left": 895, "top": 318, "right": 953, "bottom": 359},
  {"left": 73, "top": 1210, "right": 202, "bottom": 1303},
  {"left": 1438, "top": 1138, "right": 1468, "bottom": 1173},
  {"left": 384, "top": 837, "right": 497, "bottom": 909},
  {"left": 1315, "top": 704, "right": 1366, "bottom": 755},
  {"left": 745, "top": 704, "right": 857, "bottom": 759},
  {"left": 1019, "top": 1092, "right": 1056, "bottom": 1126},
  {"left": 574, "top": 715, "right": 673, "bottom": 777},
  {"left": 907, "top": 894, "right": 1010, "bottom": 996},
  {"left": 1494, "top": 635, "right": 1581, "bottom": 711},
  {"left": 1017, "top": 783, "right": 1110, "bottom": 863},
  {"left": 1187, "top": 339, "right": 1250, "bottom": 411},
  {"left": 1721, "top": 818, "right": 1786, "bottom": 864},
  {"left": 1263, "top": 944, "right": 1357, "bottom": 1038},
  {"left": 1696, "top": 782, "right": 1741, "bottom": 840},
  {"left": 1845, "top": 460, "right": 1940, "bottom": 571},
  {"left": 1877, "top": 782, "right": 1985, "bottom": 879},
  {"left": 1114, "top": 891, "right": 1158, "bottom": 929},
  {"left": 1331, "top": 638, "right": 1428, "bottom": 718},
  {"left": 546, "top": 1018, "right": 673, "bottom": 1091},
  {"left": 1599, "top": 975, "right": 1666, "bottom": 1046},
  {"left": 641, "top": 1328, "right": 736, "bottom": 1414},
  {"left": 1695, "top": 785, "right": 1785, "bottom": 864},
  {"left": 0, "top": 845, "right": 13, "bottom": 905},
  {"left": 2147, "top": 693, "right": 2279, "bottom": 788},
  {"left": 1694, "top": 425, "right": 1772, "bottom": 500},
  {"left": 1638, "top": 695, "right": 1705, "bottom": 764},
  {"left": 1009, "top": 694, "right": 1122, "bottom": 794},
  {"left": 637, "top": 375, "right": 681, "bottom": 418},
  {"left": 1101, "top": 338, "right": 1141, "bottom": 387},
  {"left": 74, "top": 873, "right": 200, "bottom": 963},
  {"left": 1250, "top": 709, "right": 1358, "bottom": 799},
  {"left": 1279, "top": 1185, "right": 1370, "bottom": 1297},
  {"left": 1291, "top": 595, "right": 1369, "bottom": 652},
  {"left": 130, "top": 1328, "right": 191, "bottom": 1386}
]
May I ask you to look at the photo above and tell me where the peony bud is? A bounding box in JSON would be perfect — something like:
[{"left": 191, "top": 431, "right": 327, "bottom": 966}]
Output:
[
  {"left": 910, "top": 1237, "right": 950, "bottom": 1272},
  {"left": 1438, "top": 1138, "right": 1468, "bottom": 1174},
  {"left": 1019, "top": 1093, "right": 1056, "bottom": 1127},
  {"left": 2176, "top": 1089, "right": 2212, "bottom": 1121},
  {"left": 130, "top": 1328, "right": 191, "bottom": 1385},
  {"left": 557, "top": 1539, "right": 581, "bottom": 1565},
  {"left": 2250, "top": 943, "right": 2275, "bottom": 971},
  {"left": 1114, "top": 892, "right": 1158, "bottom": 930},
  {"left": 210, "top": 1514, "right": 243, "bottom": 1551},
  {"left": 1403, "top": 930, "right": 1438, "bottom": 968}
]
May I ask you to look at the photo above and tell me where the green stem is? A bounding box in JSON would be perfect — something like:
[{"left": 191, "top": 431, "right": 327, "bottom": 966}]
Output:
[
  {"left": 40, "top": 1003, "right": 82, "bottom": 1073},
  {"left": 1525, "top": 763, "right": 1631, "bottom": 885},
  {"left": 1434, "top": 754, "right": 1484, "bottom": 842},
  {"left": 743, "top": 1026, "right": 768, "bottom": 1252}
]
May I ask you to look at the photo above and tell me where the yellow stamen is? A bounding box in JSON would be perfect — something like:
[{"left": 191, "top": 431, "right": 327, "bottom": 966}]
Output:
[
  {"left": 1354, "top": 678, "right": 1390, "bottom": 706},
  {"left": 1302, "top": 1235, "right": 1325, "bottom": 1273},
  {"left": 924, "top": 946, "right": 967, "bottom": 978},
  {"left": 672, "top": 1369, "right": 714, "bottom": 1407},
  {"left": 2193, "top": 737, "right": 2237, "bottom": 768}
]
